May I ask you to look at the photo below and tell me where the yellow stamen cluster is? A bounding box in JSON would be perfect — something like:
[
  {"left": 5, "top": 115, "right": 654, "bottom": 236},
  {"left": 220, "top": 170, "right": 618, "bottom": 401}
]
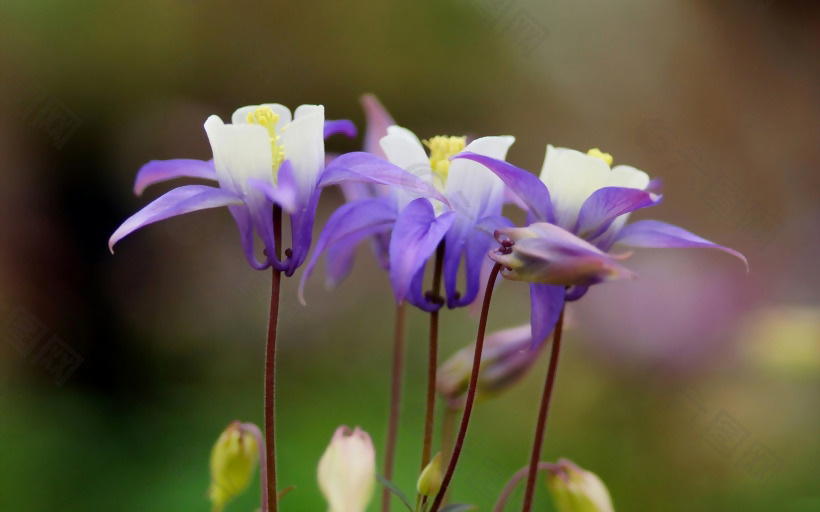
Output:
[
  {"left": 247, "top": 106, "right": 286, "bottom": 173},
  {"left": 587, "top": 148, "right": 613, "bottom": 166},
  {"left": 424, "top": 135, "right": 466, "bottom": 188}
]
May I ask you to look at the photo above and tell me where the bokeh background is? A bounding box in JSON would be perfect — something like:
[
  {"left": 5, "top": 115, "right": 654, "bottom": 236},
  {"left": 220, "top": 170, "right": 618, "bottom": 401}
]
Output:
[{"left": 1, "top": 0, "right": 818, "bottom": 510}]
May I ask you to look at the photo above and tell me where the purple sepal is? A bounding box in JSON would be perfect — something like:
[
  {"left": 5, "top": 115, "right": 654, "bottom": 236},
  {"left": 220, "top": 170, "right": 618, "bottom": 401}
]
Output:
[
  {"left": 529, "top": 283, "right": 565, "bottom": 349},
  {"left": 298, "top": 197, "right": 397, "bottom": 304},
  {"left": 389, "top": 198, "right": 455, "bottom": 306},
  {"left": 133, "top": 159, "right": 217, "bottom": 196},
  {"left": 248, "top": 160, "right": 299, "bottom": 213},
  {"left": 574, "top": 186, "right": 662, "bottom": 239},
  {"left": 319, "top": 152, "right": 449, "bottom": 206},
  {"left": 109, "top": 184, "right": 242, "bottom": 252},
  {"left": 323, "top": 119, "right": 357, "bottom": 139},
  {"left": 452, "top": 152, "right": 554, "bottom": 223},
  {"left": 615, "top": 220, "right": 749, "bottom": 271}
]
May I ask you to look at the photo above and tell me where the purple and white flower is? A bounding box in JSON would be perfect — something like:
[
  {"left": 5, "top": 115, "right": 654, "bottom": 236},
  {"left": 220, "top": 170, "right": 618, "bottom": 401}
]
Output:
[
  {"left": 457, "top": 146, "right": 748, "bottom": 344},
  {"left": 108, "top": 103, "right": 427, "bottom": 278},
  {"left": 301, "top": 122, "right": 515, "bottom": 311},
  {"left": 110, "top": 103, "right": 329, "bottom": 272}
]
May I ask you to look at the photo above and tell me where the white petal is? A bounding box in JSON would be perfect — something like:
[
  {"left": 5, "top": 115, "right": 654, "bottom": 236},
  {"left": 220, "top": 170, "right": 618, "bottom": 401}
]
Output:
[
  {"left": 204, "top": 114, "right": 274, "bottom": 196},
  {"left": 608, "top": 164, "right": 650, "bottom": 189},
  {"left": 446, "top": 135, "right": 515, "bottom": 220},
  {"left": 231, "top": 106, "right": 256, "bottom": 125},
  {"left": 538, "top": 145, "right": 612, "bottom": 230},
  {"left": 380, "top": 126, "right": 433, "bottom": 211},
  {"left": 280, "top": 104, "right": 324, "bottom": 202},
  {"left": 292, "top": 104, "right": 322, "bottom": 121},
  {"left": 380, "top": 126, "right": 431, "bottom": 177}
]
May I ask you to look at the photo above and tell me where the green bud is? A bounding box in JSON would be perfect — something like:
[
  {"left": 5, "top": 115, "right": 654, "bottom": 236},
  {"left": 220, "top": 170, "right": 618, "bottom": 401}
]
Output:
[
  {"left": 208, "top": 421, "right": 259, "bottom": 512},
  {"left": 546, "top": 459, "right": 614, "bottom": 512},
  {"left": 417, "top": 452, "right": 443, "bottom": 497}
]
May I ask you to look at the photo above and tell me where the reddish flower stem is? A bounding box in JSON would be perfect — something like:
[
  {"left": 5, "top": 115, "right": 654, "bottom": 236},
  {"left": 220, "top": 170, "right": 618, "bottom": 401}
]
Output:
[
  {"left": 521, "top": 308, "right": 566, "bottom": 512},
  {"left": 421, "top": 244, "right": 445, "bottom": 471},
  {"left": 429, "top": 263, "right": 503, "bottom": 512},
  {"left": 492, "top": 462, "right": 559, "bottom": 512},
  {"left": 264, "top": 205, "right": 283, "bottom": 512},
  {"left": 381, "top": 301, "right": 408, "bottom": 512}
]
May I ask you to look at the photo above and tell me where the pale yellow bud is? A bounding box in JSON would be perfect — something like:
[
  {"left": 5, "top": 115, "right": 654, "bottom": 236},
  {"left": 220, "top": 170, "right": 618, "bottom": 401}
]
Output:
[
  {"left": 546, "top": 459, "right": 614, "bottom": 512},
  {"left": 417, "top": 452, "right": 444, "bottom": 497},
  {"left": 208, "top": 421, "right": 259, "bottom": 512}
]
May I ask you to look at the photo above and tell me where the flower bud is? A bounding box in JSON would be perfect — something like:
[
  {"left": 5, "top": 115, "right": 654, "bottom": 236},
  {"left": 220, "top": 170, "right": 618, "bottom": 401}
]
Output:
[
  {"left": 417, "top": 452, "right": 443, "bottom": 497},
  {"left": 318, "top": 425, "right": 376, "bottom": 512},
  {"left": 546, "top": 459, "right": 614, "bottom": 512},
  {"left": 438, "top": 324, "right": 540, "bottom": 407},
  {"left": 208, "top": 421, "right": 260, "bottom": 512},
  {"left": 490, "top": 223, "right": 634, "bottom": 287}
]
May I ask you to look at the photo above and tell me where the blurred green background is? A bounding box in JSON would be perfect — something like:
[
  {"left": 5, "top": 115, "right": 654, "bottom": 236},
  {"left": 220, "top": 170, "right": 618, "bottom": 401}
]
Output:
[{"left": 1, "top": 0, "right": 818, "bottom": 510}]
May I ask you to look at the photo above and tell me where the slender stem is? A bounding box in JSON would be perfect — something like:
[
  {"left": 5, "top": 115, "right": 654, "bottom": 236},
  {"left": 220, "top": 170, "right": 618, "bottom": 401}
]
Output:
[
  {"left": 493, "top": 462, "right": 558, "bottom": 512},
  {"left": 381, "top": 302, "right": 408, "bottom": 512},
  {"left": 429, "top": 263, "right": 503, "bottom": 512},
  {"left": 264, "top": 205, "right": 283, "bottom": 512},
  {"left": 521, "top": 308, "right": 566, "bottom": 512},
  {"left": 421, "top": 244, "right": 445, "bottom": 471},
  {"left": 240, "top": 422, "right": 268, "bottom": 511}
]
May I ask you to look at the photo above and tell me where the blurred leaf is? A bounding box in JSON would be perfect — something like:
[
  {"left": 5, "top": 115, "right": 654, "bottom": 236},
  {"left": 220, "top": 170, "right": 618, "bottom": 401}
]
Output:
[{"left": 376, "top": 474, "right": 414, "bottom": 512}]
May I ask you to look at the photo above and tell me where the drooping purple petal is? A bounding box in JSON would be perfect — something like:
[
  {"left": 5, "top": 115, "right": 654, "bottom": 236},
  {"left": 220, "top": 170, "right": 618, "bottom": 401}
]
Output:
[
  {"left": 389, "top": 198, "right": 455, "bottom": 305},
  {"left": 323, "top": 119, "right": 357, "bottom": 139},
  {"left": 298, "top": 196, "right": 398, "bottom": 304},
  {"left": 109, "top": 185, "right": 242, "bottom": 252},
  {"left": 404, "top": 265, "right": 440, "bottom": 312},
  {"left": 443, "top": 215, "right": 513, "bottom": 308},
  {"left": 574, "top": 186, "right": 661, "bottom": 240},
  {"left": 529, "top": 283, "right": 565, "bottom": 349},
  {"left": 614, "top": 220, "right": 749, "bottom": 270},
  {"left": 452, "top": 152, "right": 554, "bottom": 223},
  {"left": 319, "top": 152, "right": 449, "bottom": 207},
  {"left": 248, "top": 160, "right": 300, "bottom": 213},
  {"left": 226, "top": 203, "right": 272, "bottom": 271},
  {"left": 133, "top": 159, "right": 217, "bottom": 196},
  {"left": 285, "top": 191, "right": 321, "bottom": 276}
]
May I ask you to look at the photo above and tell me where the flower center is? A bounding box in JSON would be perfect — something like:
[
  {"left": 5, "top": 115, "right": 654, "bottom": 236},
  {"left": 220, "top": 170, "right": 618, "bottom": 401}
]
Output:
[
  {"left": 424, "top": 135, "right": 466, "bottom": 190},
  {"left": 587, "top": 148, "right": 613, "bottom": 166},
  {"left": 247, "top": 106, "right": 286, "bottom": 176}
]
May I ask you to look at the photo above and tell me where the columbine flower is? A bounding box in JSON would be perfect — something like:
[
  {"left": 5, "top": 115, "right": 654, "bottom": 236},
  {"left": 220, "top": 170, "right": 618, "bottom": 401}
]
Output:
[
  {"left": 456, "top": 146, "right": 747, "bottom": 344},
  {"left": 546, "top": 459, "right": 615, "bottom": 512},
  {"left": 318, "top": 426, "right": 376, "bottom": 512},
  {"left": 109, "top": 103, "right": 374, "bottom": 275},
  {"left": 301, "top": 113, "right": 515, "bottom": 311}
]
